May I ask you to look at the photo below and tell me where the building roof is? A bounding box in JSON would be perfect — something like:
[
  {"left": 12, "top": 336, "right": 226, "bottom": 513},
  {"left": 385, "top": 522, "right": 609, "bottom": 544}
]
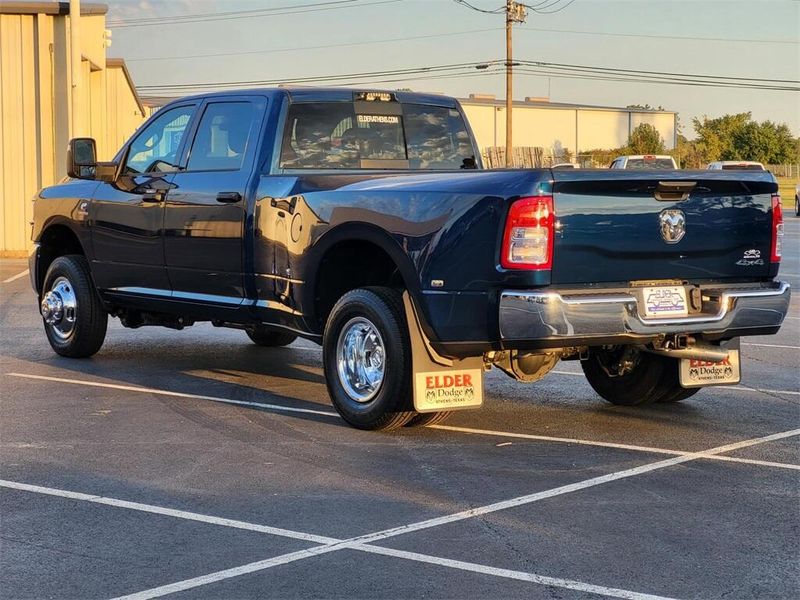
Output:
[
  {"left": 106, "top": 58, "right": 145, "bottom": 116},
  {"left": 459, "top": 95, "right": 677, "bottom": 115},
  {"left": 0, "top": 1, "right": 108, "bottom": 15}
]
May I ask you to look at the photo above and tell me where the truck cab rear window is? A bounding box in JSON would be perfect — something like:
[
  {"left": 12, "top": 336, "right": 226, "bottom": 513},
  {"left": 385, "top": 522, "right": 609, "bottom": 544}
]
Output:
[
  {"left": 625, "top": 158, "right": 675, "bottom": 170},
  {"left": 279, "top": 102, "right": 474, "bottom": 170}
]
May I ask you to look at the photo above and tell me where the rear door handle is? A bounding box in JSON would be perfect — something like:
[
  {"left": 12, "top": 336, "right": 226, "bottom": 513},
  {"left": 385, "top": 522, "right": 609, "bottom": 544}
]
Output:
[
  {"left": 270, "top": 196, "right": 297, "bottom": 214},
  {"left": 216, "top": 192, "right": 242, "bottom": 203}
]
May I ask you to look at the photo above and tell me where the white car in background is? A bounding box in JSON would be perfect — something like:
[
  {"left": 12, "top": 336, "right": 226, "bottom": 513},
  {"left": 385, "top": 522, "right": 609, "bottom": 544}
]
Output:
[
  {"left": 707, "top": 161, "right": 765, "bottom": 171},
  {"left": 609, "top": 155, "right": 677, "bottom": 170}
]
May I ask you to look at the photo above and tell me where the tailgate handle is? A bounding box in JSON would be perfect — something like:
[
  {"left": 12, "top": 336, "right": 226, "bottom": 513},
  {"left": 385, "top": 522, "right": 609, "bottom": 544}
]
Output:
[{"left": 654, "top": 181, "right": 696, "bottom": 202}]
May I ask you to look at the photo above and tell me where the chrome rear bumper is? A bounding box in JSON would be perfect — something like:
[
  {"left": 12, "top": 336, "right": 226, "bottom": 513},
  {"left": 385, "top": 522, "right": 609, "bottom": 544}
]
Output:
[{"left": 499, "top": 281, "right": 791, "bottom": 340}]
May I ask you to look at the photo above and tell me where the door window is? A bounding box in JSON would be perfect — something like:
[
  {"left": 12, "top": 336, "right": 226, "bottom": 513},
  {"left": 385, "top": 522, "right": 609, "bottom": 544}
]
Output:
[
  {"left": 124, "top": 105, "right": 194, "bottom": 174},
  {"left": 186, "top": 102, "right": 256, "bottom": 171}
]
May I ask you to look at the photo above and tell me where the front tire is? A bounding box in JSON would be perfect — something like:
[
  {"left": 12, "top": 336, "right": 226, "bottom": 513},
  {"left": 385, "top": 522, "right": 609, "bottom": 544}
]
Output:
[
  {"left": 323, "top": 287, "right": 415, "bottom": 431},
  {"left": 795, "top": 195, "right": 799, "bottom": 217},
  {"left": 41, "top": 255, "right": 107, "bottom": 358}
]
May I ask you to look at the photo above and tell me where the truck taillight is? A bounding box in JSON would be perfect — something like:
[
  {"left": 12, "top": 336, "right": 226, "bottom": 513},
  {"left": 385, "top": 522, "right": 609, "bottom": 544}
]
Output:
[
  {"left": 771, "top": 194, "right": 783, "bottom": 263},
  {"left": 501, "top": 196, "right": 554, "bottom": 270}
]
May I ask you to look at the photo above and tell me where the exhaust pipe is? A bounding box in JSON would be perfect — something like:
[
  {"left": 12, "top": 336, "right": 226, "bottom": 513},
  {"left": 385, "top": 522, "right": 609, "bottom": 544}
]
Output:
[{"left": 646, "top": 337, "right": 730, "bottom": 362}]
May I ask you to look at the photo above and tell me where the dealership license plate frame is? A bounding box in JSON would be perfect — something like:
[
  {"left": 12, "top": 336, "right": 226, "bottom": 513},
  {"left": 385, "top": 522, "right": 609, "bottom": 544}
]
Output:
[
  {"left": 641, "top": 285, "right": 689, "bottom": 319},
  {"left": 679, "top": 349, "right": 741, "bottom": 388}
]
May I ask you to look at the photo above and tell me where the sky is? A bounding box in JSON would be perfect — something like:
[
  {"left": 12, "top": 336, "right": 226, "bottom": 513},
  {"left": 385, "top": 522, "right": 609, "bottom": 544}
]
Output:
[{"left": 107, "top": 0, "right": 800, "bottom": 138}]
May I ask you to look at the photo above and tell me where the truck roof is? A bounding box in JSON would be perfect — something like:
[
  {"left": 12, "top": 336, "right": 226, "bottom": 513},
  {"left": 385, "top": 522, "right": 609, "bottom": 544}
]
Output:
[{"left": 161, "top": 87, "right": 459, "bottom": 108}]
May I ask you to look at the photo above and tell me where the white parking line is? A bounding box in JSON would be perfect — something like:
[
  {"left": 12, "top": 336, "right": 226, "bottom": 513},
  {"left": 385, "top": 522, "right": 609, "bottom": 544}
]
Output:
[
  {"left": 1, "top": 269, "right": 28, "bottom": 284},
  {"left": 429, "top": 425, "right": 800, "bottom": 471},
  {"left": 548, "top": 369, "right": 800, "bottom": 398},
  {"left": 736, "top": 385, "right": 800, "bottom": 396},
  {"left": 6, "top": 428, "right": 798, "bottom": 600},
  {"left": 742, "top": 342, "right": 800, "bottom": 350},
  {"left": 0, "top": 479, "right": 338, "bottom": 545},
  {"left": 350, "top": 428, "right": 800, "bottom": 545},
  {"left": 6, "top": 373, "right": 339, "bottom": 418},
  {"left": 9, "top": 371, "right": 799, "bottom": 463},
  {"left": 111, "top": 545, "right": 344, "bottom": 600},
  {"left": 356, "top": 544, "right": 679, "bottom": 600}
]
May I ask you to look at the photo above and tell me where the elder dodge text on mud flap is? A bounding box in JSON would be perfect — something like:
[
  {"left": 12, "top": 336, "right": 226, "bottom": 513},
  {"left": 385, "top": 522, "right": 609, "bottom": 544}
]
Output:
[{"left": 29, "top": 88, "right": 790, "bottom": 430}]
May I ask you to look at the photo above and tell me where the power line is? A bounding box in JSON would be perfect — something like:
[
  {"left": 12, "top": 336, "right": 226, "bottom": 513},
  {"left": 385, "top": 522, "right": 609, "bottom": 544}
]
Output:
[
  {"left": 516, "top": 68, "right": 798, "bottom": 92},
  {"left": 135, "top": 61, "right": 498, "bottom": 92},
  {"left": 518, "top": 25, "right": 798, "bottom": 45},
  {"left": 518, "top": 60, "right": 800, "bottom": 84},
  {"left": 107, "top": 0, "right": 359, "bottom": 25},
  {"left": 523, "top": 0, "right": 576, "bottom": 14},
  {"left": 134, "top": 56, "right": 799, "bottom": 94},
  {"left": 126, "top": 28, "right": 501, "bottom": 63},
  {"left": 451, "top": 0, "right": 505, "bottom": 14},
  {"left": 107, "top": 0, "right": 401, "bottom": 28}
]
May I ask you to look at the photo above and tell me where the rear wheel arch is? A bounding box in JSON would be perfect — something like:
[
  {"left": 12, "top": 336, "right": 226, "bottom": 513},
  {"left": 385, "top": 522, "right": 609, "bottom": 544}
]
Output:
[{"left": 304, "top": 224, "right": 425, "bottom": 334}]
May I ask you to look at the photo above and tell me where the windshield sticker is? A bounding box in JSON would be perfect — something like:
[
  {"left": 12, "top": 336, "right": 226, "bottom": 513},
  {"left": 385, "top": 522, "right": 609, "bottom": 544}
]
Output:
[{"left": 357, "top": 114, "right": 400, "bottom": 125}]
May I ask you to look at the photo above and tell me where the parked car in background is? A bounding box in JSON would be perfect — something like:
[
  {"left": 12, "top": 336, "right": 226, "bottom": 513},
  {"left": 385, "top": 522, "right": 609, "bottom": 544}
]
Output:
[
  {"left": 610, "top": 155, "right": 677, "bottom": 170},
  {"left": 795, "top": 183, "right": 799, "bottom": 216},
  {"left": 707, "top": 161, "right": 765, "bottom": 171},
  {"left": 551, "top": 162, "right": 578, "bottom": 169}
]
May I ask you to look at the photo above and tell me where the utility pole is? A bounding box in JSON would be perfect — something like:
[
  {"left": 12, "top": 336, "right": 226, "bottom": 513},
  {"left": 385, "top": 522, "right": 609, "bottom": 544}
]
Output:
[{"left": 505, "top": 1, "right": 526, "bottom": 167}]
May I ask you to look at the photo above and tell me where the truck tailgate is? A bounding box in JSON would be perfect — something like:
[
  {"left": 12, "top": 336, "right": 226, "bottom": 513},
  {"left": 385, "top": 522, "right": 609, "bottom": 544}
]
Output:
[{"left": 550, "top": 170, "right": 778, "bottom": 284}]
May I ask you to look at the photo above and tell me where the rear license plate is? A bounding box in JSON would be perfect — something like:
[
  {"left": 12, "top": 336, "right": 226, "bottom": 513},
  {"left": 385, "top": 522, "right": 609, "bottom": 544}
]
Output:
[
  {"left": 679, "top": 350, "right": 741, "bottom": 388},
  {"left": 642, "top": 286, "right": 688, "bottom": 318}
]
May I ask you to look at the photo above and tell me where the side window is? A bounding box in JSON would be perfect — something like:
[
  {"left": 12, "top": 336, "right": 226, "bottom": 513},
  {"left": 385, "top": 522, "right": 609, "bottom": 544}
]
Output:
[
  {"left": 125, "top": 105, "right": 194, "bottom": 174},
  {"left": 280, "top": 103, "right": 359, "bottom": 169},
  {"left": 186, "top": 102, "right": 256, "bottom": 172},
  {"left": 403, "top": 104, "right": 474, "bottom": 169}
]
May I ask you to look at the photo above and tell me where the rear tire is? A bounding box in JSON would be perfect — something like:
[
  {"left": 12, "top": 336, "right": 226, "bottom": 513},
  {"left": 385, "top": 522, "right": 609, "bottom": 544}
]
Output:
[
  {"left": 41, "top": 255, "right": 107, "bottom": 358},
  {"left": 404, "top": 411, "right": 452, "bottom": 427},
  {"left": 581, "top": 346, "right": 670, "bottom": 406},
  {"left": 795, "top": 195, "right": 799, "bottom": 217},
  {"left": 246, "top": 327, "right": 297, "bottom": 347},
  {"left": 656, "top": 357, "right": 700, "bottom": 403},
  {"left": 323, "top": 287, "right": 415, "bottom": 431}
]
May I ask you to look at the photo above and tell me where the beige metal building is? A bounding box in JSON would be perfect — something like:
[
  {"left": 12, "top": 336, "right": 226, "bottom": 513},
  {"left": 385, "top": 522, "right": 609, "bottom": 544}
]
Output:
[
  {"left": 460, "top": 95, "right": 677, "bottom": 165},
  {"left": 0, "top": 1, "right": 147, "bottom": 256}
]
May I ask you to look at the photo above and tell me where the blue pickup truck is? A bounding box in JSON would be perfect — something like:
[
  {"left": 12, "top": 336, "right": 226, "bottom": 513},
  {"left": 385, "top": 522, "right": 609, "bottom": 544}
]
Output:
[{"left": 30, "top": 88, "right": 790, "bottom": 430}]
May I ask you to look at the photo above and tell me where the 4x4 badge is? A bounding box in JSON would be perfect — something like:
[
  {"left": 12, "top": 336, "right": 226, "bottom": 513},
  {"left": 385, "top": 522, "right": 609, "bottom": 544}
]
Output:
[{"left": 659, "top": 209, "right": 686, "bottom": 244}]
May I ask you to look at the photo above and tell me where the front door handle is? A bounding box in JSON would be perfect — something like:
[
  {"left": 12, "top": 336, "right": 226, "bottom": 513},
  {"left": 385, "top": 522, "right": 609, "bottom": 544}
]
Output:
[
  {"left": 141, "top": 189, "right": 165, "bottom": 203},
  {"left": 216, "top": 191, "right": 242, "bottom": 203}
]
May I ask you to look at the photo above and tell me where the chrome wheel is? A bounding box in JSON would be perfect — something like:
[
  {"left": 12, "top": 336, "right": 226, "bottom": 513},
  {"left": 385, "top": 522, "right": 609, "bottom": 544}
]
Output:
[
  {"left": 41, "top": 276, "right": 77, "bottom": 340},
  {"left": 336, "top": 316, "right": 386, "bottom": 403}
]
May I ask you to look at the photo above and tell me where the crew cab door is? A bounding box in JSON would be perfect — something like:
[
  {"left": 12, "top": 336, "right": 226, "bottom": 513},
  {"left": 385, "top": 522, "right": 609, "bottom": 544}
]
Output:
[
  {"left": 90, "top": 103, "right": 197, "bottom": 293},
  {"left": 163, "top": 97, "right": 265, "bottom": 303}
]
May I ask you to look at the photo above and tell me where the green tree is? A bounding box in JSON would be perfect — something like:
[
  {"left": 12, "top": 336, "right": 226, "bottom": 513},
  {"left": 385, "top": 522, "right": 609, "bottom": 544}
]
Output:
[
  {"left": 625, "top": 123, "right": 666, "bottom": 155},
  {"left": 732, "top": 121, "right": 797, "bottom": 163},
  {"left": 692, "top": 112, "right": 752, "bottom": 161}
]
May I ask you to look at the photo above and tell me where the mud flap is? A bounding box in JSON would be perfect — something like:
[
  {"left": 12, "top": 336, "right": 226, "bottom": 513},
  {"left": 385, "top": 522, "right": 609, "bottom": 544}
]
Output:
[
  {"left": 402, "top": 292, "right": 484, "bottom": 413},
  {"left": 679, "top": 337, "right": 742, "bottom": 388}
]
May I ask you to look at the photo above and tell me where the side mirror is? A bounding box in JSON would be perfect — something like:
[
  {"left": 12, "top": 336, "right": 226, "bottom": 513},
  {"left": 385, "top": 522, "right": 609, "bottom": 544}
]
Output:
[{"left": 67, "top": 138, "right": 97, "bottom": 179}]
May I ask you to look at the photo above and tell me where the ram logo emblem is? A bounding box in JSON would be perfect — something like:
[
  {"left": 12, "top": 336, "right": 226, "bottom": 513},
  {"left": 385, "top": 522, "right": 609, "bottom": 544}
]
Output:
[{"left": 659, "top": 209, "right": 686, "bottom": 244}]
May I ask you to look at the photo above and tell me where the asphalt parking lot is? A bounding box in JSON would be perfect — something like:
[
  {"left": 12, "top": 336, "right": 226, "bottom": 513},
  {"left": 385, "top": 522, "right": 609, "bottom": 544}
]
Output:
[{"left": 1, "top": 216, "right": 799, "bottom": 600}]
